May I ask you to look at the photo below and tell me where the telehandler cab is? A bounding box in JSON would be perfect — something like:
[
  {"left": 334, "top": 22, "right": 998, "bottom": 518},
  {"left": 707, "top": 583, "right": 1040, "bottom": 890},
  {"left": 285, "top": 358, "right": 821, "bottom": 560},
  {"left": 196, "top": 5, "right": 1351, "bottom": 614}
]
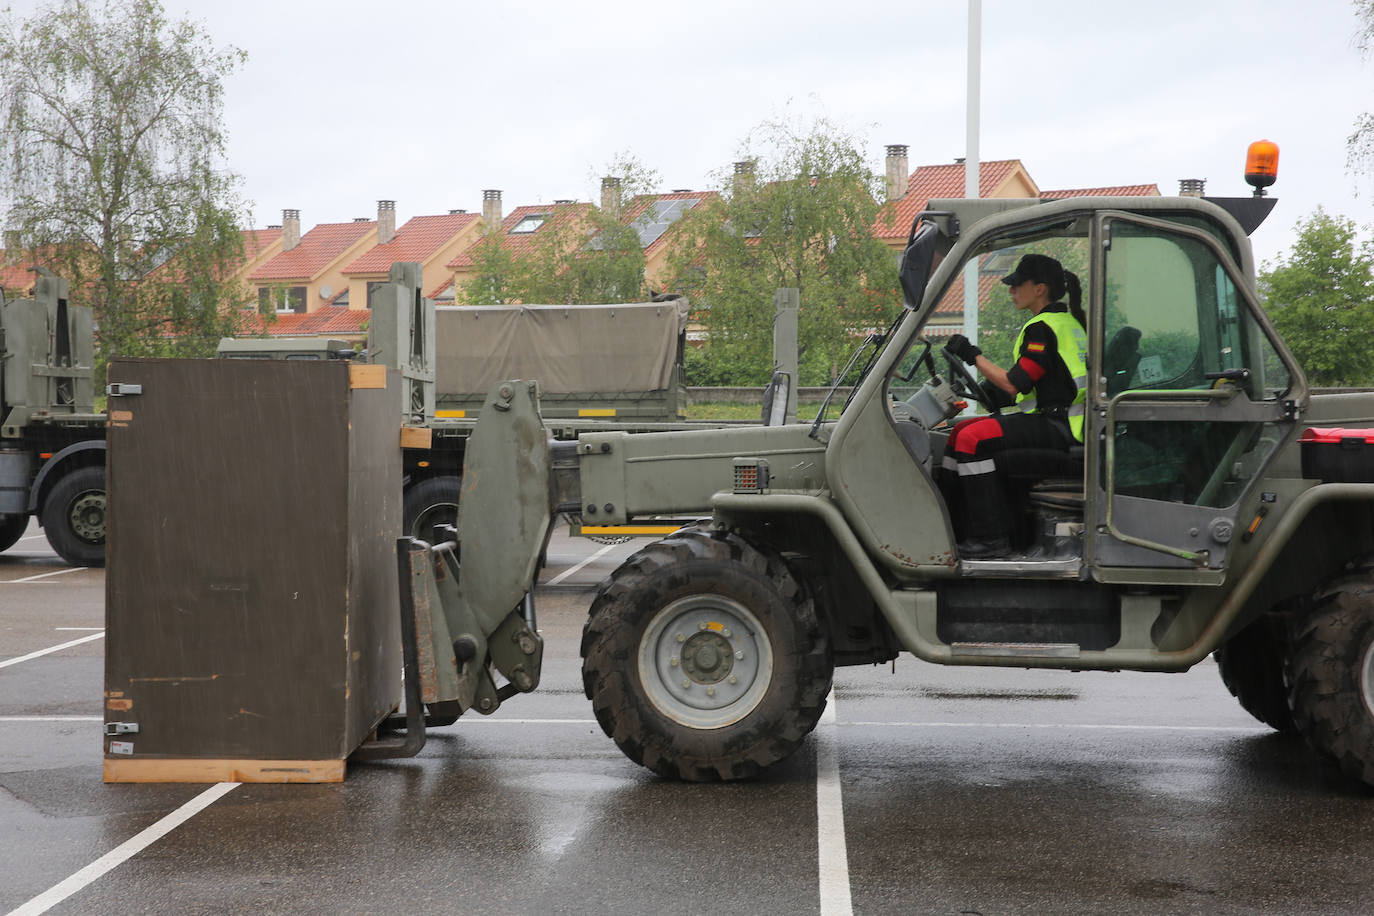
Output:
[{"left": 428, "top": 158, "right": 1374, "bottom": 787}]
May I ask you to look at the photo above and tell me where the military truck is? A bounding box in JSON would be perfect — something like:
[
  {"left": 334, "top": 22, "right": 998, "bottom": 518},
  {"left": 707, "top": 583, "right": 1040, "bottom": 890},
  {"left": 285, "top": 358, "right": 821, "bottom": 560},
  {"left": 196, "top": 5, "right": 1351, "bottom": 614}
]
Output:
[
  {"left": 0, "top": 268, "right": 107, "bottom": 566},
  {"left": 219, "top": 266, "right": 732, "bottom": 541},
  {"left": 429, "top": 165, "right": 1374, "bottom": 789}
]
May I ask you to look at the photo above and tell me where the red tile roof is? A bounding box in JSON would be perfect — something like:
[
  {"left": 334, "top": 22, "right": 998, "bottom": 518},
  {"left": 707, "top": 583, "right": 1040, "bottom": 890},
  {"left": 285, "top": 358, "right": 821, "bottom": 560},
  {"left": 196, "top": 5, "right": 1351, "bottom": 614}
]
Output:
[
  {"left": 1041, "top": 184, "right": 1160, "bottom": 199},
  {"left": 877, "top": 160, "right": 1031, "bottom": 239},
  {"left": 343, "top": 212, "right": 481, "bottom": 274},
  {"left": 447, "top": 202, "right": 592, "bottom": 269},
  {"left": 233, "top": 307, "right": 370, "bottom": 337},
  {"left": 248, "top": 220, "right": 375, "bottom": 282},
  {"left": 243, "top": 227, "right": 283, "bottom": 257},
  {"left": 0, "top": 263, "right": 34, "bottom": 293}
]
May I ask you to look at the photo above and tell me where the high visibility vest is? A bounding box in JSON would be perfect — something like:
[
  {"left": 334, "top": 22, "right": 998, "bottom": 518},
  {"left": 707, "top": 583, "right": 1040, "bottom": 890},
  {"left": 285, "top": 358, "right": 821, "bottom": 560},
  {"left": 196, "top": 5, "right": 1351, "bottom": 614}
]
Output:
[{"left": 1011, "top": 309, "right": 1088, "bottom": 442}]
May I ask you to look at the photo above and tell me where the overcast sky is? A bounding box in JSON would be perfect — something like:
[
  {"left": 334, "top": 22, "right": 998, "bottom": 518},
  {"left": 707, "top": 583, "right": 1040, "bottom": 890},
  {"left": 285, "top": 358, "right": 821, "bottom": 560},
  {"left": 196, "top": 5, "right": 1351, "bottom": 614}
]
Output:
[{"left": 8, "top": 0, "right": 1371, "bottom": 268}]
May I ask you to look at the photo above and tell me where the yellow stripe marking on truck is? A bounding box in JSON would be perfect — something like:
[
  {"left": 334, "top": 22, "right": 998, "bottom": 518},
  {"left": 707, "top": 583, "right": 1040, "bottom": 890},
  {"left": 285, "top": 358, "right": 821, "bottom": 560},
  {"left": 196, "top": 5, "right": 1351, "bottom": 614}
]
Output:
[
  {"left": 578, "top": 408, "right": 616, "bottom": 417},
  {"left": 435, "top": 410, "right": 466, "bottom": 418},
  {"left": 580, "top": 525, "right": 682, "bottom": 535}
]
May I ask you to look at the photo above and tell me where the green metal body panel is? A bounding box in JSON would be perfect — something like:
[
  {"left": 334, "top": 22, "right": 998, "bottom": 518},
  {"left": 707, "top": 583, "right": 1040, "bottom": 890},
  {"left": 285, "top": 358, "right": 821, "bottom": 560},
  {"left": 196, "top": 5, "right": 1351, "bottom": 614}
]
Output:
[
  {"left": 577, "top": 423, "right": 826, "bottom": 525},
  {"left": 1, "top": 269, "right": 99, "bottom": 437}
]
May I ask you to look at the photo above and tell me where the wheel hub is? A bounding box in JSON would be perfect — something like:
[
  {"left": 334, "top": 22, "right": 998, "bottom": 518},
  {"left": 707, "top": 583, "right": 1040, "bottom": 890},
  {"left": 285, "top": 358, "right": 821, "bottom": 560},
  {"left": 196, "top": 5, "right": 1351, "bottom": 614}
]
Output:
[
  {"left": 680, "top": 631, "right": 733, "bottom": 684},
  {"left": 69, "top": 492, "right": 105, "bottom": 544},
  {"left": 638, "top": 594, "right": 773, "bottom": 729}
]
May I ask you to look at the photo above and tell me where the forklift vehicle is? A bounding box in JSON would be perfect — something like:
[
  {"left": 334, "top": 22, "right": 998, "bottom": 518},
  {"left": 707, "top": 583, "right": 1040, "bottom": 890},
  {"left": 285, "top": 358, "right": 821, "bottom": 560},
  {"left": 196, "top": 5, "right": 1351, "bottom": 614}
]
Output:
[{"left": 414, "top": 146, "right": 1374, "bottom": 787}]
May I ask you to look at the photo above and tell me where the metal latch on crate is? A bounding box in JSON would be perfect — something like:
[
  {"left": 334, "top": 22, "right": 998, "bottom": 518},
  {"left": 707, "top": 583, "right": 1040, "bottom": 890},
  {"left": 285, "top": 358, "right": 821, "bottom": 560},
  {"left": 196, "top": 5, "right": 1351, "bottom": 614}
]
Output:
[
  {"left": 105, "top": 383, "right": 142, "bottom": 397},
  {"left": 104, "top": 722, "right": 139, "bottom": 736}
]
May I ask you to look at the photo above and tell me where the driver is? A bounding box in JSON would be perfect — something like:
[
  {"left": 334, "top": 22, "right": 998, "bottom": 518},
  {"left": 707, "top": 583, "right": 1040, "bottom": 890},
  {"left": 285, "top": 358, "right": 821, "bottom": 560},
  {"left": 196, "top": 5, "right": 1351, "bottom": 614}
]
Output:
[{"left": 942, "top": 253, "right": 1088, "bottom": 559}]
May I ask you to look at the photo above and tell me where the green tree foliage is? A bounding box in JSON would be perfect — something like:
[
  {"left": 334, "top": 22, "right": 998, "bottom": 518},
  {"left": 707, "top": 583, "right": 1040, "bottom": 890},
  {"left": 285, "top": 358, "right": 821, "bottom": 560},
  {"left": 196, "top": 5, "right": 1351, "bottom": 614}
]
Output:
[
  {"left": 1350, "top": 2, "right": 1374, "bottom": 183},
  {"left": 1259, "top": 207, "right": 1374, "bottom": 386},
  {"left": 0, "top": 0, "right": 248, "bottom": 373},
  {"left": 665, "top": 118, "right": 901, "bottom": 386},
  {"left": 459, "top": 233, "right": 528, "bottom": 305}
]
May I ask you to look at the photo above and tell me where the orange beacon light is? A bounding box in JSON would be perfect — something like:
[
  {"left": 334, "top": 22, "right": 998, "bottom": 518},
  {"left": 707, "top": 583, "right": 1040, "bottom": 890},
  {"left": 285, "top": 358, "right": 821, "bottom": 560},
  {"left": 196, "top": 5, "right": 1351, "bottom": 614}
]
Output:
[{"left": 1245, "top": 140, "right": 1279, "bottom": 196}]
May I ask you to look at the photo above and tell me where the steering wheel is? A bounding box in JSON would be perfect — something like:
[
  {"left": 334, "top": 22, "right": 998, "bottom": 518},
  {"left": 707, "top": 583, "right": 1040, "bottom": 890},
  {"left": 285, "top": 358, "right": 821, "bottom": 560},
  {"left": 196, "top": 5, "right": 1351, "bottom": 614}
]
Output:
[{"left": 941, "top": 345, "right": 999, "bottom": 414}]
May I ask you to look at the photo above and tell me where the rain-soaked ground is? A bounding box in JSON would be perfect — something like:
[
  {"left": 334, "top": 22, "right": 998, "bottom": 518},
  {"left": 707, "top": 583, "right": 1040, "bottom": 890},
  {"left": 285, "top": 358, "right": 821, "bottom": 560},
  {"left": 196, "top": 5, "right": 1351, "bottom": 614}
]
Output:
[{"left": 3, "top": 523, "right": 1373, "bottom": 915}]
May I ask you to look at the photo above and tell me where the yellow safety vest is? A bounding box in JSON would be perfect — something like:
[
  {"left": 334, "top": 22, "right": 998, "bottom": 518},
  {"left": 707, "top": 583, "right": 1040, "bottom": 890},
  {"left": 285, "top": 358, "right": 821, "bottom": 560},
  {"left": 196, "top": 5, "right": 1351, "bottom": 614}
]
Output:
[{"left": 1011, "top": 309, "right": 1088, "bottom": 442}]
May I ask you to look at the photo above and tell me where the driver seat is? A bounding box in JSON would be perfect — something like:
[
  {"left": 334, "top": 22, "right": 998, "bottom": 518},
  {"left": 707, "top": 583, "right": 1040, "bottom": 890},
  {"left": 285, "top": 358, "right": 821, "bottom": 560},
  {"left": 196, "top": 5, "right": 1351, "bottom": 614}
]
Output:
[{"left": 999, "top": 445, "right": 1085, "bottom": 547}]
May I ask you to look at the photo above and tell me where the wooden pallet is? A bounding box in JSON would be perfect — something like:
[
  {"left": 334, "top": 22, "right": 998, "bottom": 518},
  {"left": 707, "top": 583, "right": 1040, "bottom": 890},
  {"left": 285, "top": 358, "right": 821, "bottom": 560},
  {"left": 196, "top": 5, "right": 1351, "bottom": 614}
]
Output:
[{"left": 103, "top": 757, "right": 345, "bottom": 784}]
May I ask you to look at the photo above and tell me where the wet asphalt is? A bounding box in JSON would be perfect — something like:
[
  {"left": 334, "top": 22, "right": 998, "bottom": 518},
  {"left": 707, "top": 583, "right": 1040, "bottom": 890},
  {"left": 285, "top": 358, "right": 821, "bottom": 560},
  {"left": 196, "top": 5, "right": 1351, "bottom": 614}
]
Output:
[{"left": 3, "top": 524, "right": 1373, "bottom": 915}]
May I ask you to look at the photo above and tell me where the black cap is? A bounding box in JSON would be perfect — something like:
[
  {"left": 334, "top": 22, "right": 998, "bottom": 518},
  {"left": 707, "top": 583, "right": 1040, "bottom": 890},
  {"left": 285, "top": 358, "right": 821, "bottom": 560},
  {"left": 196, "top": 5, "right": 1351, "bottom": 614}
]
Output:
[{"left": 1001, "top": 253, "right": 1064, "bottom": 291}]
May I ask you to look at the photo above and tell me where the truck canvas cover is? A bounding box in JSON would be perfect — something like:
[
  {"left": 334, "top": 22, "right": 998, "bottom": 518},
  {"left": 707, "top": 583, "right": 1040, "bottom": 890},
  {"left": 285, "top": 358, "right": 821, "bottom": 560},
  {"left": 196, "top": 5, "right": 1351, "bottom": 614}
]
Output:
[{"left": 435, "top": 299, "right": 688, "bottom": 397}]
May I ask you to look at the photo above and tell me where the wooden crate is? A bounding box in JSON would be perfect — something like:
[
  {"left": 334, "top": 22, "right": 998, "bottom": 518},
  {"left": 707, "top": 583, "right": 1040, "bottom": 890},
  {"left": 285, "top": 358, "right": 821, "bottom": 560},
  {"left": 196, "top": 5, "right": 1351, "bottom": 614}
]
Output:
[{"left": 103, "top": 359, "right": 402, "bottom": 782}]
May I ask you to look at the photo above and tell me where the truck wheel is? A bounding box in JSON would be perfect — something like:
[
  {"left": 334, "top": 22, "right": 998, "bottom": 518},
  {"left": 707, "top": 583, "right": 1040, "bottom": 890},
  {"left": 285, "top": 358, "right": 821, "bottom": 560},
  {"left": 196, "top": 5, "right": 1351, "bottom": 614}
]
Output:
[
  {"left": 403, "top": 475, "right": 461, "bottom": 543},
  {"left": 581, "top": 527, "right": 832, "bottom": 781},
  {"left": 0, "top": 514, "right": 28, "bottom": 553},
  {"left": 1214, "top": 614, "right": 1296, "bottom": 734},
  {"left": 1287, "top": 575, "right": 1374, "bottom": 786},
  {"left": 41, "top": 466, "right": 106, "bottom": 568}
]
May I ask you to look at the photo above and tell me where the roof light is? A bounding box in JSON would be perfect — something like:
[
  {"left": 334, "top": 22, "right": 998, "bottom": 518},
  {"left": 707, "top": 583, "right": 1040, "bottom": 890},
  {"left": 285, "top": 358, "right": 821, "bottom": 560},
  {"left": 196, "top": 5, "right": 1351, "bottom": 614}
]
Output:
[{"left": 1244, "top": 140, "right": 1279, "bottom": 196}]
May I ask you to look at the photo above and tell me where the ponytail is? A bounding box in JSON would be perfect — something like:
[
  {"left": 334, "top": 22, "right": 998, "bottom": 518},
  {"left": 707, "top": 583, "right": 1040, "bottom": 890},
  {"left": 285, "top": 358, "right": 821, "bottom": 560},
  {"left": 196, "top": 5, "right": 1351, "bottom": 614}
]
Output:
[{"left": 1064, "top": 270, "right": 1085, "bottom": 329}]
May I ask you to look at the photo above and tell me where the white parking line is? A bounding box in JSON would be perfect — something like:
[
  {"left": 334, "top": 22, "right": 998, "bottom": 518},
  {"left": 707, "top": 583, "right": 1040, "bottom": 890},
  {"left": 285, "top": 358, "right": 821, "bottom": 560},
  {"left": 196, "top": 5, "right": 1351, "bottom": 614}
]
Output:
[
  {"left": 0, "top": 632, "right": 104, "bottom": 669},
  {"left": 3, "top": 567, "right": 84, "bottom": 584},
  {"left": 816, "top": 690, "right": 853, "bottom": 916},
  {"left": 9, "top": 782, "right": 239, "bottom": 916},
  {"left": 543, "top": 544, "right": 616, "bottom": 586},
  {"left": 0, "top": 716, "right": 102, "bottom": 722}
]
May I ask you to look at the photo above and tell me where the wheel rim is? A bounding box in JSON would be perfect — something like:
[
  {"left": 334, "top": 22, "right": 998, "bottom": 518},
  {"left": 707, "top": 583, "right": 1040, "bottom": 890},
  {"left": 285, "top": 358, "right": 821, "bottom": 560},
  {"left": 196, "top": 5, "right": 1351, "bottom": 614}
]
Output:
[
  {"left": 638, "top": 594, "right": 774, "bottom": 729},
  {"left": 1361, "top": 637, "right": 1374, "bottom": 722},
  {"left": 411, "top": 502, "right": 457, "bottom": 542},
  {"left": 67, "top": 490, "right": 105, "bottom": 545}
]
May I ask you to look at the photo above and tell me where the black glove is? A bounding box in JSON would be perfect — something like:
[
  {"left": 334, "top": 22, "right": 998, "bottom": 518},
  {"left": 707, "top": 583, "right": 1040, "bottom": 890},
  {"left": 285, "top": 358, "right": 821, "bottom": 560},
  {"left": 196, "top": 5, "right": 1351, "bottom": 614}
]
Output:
[{"left": 947, "top": 333, "right": 981, "bottom": 365}]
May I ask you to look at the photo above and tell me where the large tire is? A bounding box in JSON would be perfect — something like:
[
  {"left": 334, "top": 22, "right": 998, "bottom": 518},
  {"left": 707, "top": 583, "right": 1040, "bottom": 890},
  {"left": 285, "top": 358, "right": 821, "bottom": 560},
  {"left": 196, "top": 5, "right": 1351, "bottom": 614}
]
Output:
[
  {"left": 1214, "top": 614, "right": 1296, "bottom": 734},
  {"left": 0, "top": 513, "right": 29, "bottom": 553},
  {"left": 581, "top": 527, "right": 832, "bottom": 782},
  {"left": 1287, "top": 574, "right": 1374, "bottom": 787},
  {"left": 403, "top": 475, "right": 461, "bottom": 543},
  {"left": 40, "top": 466, "right": 106, "bottom": 568}
]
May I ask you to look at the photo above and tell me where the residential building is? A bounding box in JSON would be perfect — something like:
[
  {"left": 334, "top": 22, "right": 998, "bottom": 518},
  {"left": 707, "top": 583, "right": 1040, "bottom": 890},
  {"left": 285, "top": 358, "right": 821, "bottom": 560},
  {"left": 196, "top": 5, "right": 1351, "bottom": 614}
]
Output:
[
  {"left": 247, "top": 208, "right": 377, "bottom": 315},
  {"left": 342, "top": 205, "right": 484, "bottom": 308},
  {"left": 446, "top": 193, "right": 593, "bottom": 302}
]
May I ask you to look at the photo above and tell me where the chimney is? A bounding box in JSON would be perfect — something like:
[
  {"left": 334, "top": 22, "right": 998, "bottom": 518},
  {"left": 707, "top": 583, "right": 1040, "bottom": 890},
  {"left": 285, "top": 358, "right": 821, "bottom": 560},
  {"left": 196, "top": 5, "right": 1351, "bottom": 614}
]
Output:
[
  {"left": 1178, "top": 178, "right": 1207, "bottom": 198},
  {"left": 482, "top": 189, "right": 502, "bottom": 232},
  {"left": 282, "top": 209, "right": 301, "bottom": 251},
  {"left": 733, "top": 160, "right": 756, "bottom": 196},
  {"left": 377, "top": 199, "right": 396, "bottom": 244},
  {"left": 601, "top": 176, "right": 622, "bottom": 219},
  {"left": 885, "top": 144, "right": 909, "bottom": 201}
]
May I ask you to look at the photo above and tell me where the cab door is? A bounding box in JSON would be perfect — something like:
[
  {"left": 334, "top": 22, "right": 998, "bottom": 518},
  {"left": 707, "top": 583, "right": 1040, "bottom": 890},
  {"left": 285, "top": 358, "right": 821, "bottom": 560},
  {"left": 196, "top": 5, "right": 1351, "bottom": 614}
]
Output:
[{"left": 1088, "top": 213, "right": 1304, "bottom": 575}]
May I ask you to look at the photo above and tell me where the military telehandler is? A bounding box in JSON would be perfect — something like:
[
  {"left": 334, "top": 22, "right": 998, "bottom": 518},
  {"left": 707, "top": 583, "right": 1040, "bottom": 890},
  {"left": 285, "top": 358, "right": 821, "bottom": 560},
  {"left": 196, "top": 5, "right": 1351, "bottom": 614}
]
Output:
[{"left": 426, "top": 152, "right": 1374, "bottom": 787}]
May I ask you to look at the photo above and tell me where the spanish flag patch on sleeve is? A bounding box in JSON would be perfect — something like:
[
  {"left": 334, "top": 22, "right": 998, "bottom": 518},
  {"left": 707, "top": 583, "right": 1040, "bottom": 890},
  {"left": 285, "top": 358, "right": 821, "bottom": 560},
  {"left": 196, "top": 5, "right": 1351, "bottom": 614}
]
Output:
[{"left": 1026, "top": 341, "right": 1046, "bottom": 353}]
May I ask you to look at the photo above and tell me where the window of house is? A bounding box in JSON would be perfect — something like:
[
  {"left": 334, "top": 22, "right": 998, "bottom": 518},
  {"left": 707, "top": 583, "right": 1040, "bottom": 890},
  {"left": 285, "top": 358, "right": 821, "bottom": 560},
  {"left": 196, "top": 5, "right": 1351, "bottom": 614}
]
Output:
[
  {"left": 509, "top": 214, "right": 547, "bottom": 234},
  {"left": 259, "top": 285, "right": 306, "bottom": 315}
]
